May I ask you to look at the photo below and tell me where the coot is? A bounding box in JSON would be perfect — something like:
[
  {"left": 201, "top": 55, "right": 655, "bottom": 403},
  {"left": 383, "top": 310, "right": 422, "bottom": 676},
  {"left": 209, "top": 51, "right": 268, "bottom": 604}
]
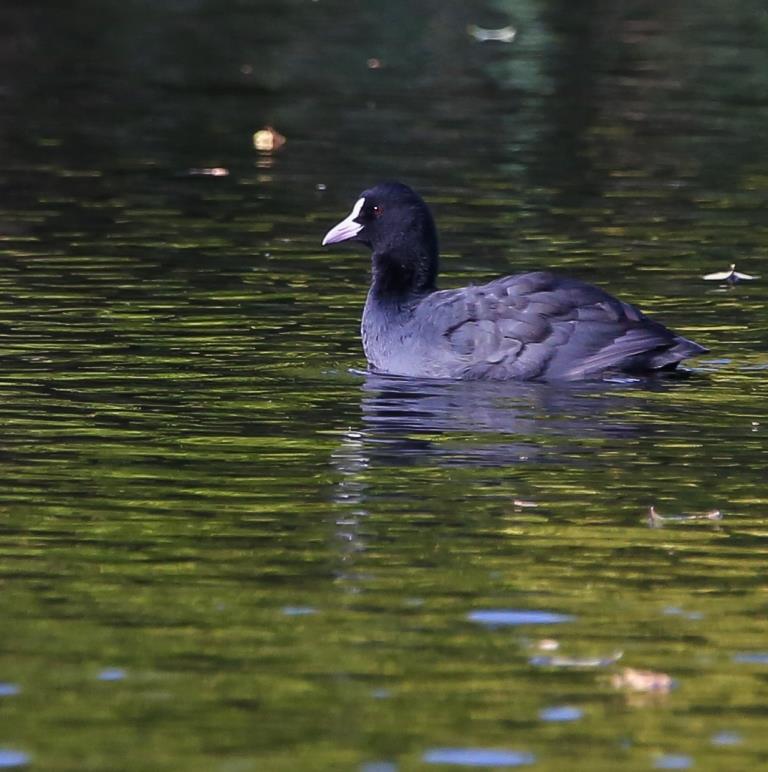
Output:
[{"left": 322, "top": 181, "right": 707, "bottom": 380}]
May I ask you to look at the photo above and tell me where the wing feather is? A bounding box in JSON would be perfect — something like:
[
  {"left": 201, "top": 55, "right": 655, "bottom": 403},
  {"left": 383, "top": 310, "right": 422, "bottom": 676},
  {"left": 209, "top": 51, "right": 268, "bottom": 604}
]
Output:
[{"left": 416, "top": 271, "right": 698, "bottom": 380}]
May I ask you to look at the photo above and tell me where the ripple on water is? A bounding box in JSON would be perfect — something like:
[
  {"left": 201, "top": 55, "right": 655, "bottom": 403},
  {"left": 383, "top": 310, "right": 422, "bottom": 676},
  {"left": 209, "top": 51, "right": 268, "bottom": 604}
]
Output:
[
  {"left": 423, "top": 748, "right": 536, "bottom": 767},
  {"left": 468, "top": 610, "right": 574, "bottom": 627}
]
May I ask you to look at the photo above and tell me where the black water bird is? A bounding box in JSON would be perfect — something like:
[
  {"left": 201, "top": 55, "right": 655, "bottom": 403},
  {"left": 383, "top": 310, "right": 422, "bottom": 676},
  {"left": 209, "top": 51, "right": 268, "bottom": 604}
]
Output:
[{"left": 322, "top": 182, "right": 707, "bottom": 380}]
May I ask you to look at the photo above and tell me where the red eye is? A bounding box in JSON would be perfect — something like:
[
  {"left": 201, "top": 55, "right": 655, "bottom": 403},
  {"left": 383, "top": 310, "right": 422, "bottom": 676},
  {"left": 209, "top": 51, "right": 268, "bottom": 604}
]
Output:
[{"left": 372, "top": 205, "right": 384, "bottom": 217}]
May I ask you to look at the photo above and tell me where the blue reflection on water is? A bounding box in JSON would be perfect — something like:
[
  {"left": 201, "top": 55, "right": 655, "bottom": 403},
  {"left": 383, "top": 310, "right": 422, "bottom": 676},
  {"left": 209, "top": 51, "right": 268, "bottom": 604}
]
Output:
[
  {"left": 733, "top": 652, "right": 768, "bottom": 665},
  {"left": 97, "top": 668, "right": 127, "bottom": 681},
  {"left": 654, "top": 754, "right": 692, "bottom": 769},
  {"left": 282, "top": 606, "right": 317, "bottom": 616},
  {"left": 539, "top": 705, "right": 583, "bottom": 722},
  {"left": 424, "top": 748, "right": 535, "bottom": 767},
  {"left": 468, "top": 610, "right": 573, "bottom": 627},
  {"left": 711, "top": 731, "right": 742, "bottom": 746},
  {"left": 361, "top": 763, "right": 397, "bottom": 772},
  {"left": 0, "top": 750, "right": 30, "bottom": 769},
  {"left": 662, "top": 606, "right": 704, "bottom": 621}
]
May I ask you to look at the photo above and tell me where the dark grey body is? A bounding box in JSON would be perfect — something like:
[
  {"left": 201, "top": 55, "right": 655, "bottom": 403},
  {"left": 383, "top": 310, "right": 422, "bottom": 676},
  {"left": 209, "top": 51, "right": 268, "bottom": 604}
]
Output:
[
  {"left": 362, "top": 270, "right": 706, "bottom": 381},
  {"left": 323, "top": 181, "right": 707, "bottom": 382}
]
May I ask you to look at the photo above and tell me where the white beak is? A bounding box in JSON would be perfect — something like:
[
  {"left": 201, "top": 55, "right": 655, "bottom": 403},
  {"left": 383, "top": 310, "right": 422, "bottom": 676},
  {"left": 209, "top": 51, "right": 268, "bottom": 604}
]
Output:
[{"left": 322, "top": 197, "right": 366, "bottom": 245}]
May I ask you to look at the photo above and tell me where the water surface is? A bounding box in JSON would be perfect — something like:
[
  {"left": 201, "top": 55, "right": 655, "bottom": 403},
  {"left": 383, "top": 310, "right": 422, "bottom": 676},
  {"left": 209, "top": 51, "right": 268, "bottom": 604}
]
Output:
[{"left": 2, "top": 1, "right": 768, "bottom": 770}]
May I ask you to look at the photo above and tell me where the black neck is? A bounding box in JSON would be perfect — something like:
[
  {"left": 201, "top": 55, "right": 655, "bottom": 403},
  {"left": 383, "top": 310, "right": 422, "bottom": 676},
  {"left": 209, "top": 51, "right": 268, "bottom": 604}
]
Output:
[
  {"left": 370, "top": 209, "right": 439, "bottom": 299},
  {"left": 371, "top": 247, "right": 438, "bottom": 300}
]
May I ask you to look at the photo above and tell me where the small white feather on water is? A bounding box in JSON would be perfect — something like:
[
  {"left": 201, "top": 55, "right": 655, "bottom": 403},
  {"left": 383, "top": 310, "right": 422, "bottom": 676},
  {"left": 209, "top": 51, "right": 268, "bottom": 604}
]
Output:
[
  {"left": 703, "top": 263, "right": 758, "bottom": 282},
  {"left": 468, "top": 24, "right": 517, "bottom": 43}
]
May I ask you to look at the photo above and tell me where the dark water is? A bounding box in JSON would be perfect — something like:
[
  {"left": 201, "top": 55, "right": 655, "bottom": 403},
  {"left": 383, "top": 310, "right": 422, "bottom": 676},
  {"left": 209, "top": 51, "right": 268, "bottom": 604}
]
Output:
[{"left": 2, "top": 0, "right": 768, "bottom": 769}]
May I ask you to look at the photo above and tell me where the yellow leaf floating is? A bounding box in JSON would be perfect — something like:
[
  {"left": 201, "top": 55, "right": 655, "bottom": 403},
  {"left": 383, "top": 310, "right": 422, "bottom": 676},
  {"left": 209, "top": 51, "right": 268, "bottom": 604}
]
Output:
[
  {"left": 611, "top": 667, "right": 673, "bottom": 693},
  {"left": 253, "top": 126, "right": 286, "bottom": 152}
]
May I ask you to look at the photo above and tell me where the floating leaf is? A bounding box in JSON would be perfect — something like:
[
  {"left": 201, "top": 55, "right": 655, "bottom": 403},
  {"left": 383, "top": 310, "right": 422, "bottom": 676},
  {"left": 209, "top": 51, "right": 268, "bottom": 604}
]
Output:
[
  {"left": 253, "top": 126, "right": 286, "bottom": 152},
  {"left": 611, "top": 667, "right": 674, "bottom": 693}
]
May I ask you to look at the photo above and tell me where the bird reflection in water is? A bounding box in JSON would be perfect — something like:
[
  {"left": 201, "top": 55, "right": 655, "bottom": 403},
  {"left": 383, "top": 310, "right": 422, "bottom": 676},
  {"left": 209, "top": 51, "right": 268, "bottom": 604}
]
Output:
[
  {"left": 331, "top": 371, "right": 690, "bottom": 508},
  {"left": 341, "top": 372, "right": 675, "bottom": 463},
  {"left": 329, "top": 371, "right": 698, "bottom": 580}
]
